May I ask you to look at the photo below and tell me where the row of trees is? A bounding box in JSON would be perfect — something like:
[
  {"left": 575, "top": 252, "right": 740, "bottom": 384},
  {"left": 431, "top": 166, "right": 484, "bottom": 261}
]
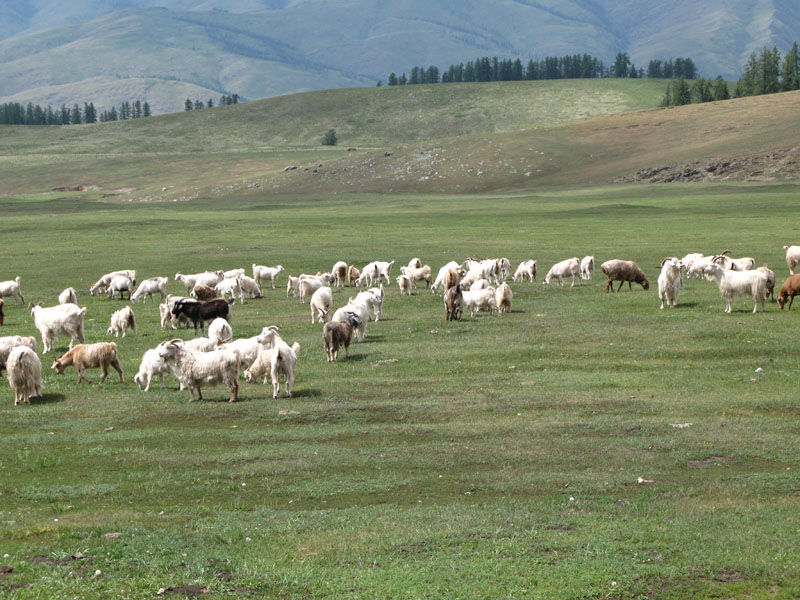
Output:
[
  {"left": 387, "top": 53, "right": 698, "bottom": 85},
  {"left": 0, "top": 100, "right": 152, "bottom": 125},
  {"left": 99, "top": 100, "right": 151, "bottom": 122},
  {"left": 184, "top": 94, "right": 240, "bottom": 111}
]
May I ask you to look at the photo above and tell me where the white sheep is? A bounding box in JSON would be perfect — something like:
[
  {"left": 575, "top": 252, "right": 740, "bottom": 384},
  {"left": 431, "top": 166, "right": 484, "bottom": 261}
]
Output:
[
  {"left": 215, "top": 277, "right": 244, "bottom": 304},
  {"left": 396, "top": 275, "right": 412, "bottom": 295},
  {"left": 157, "top": 340, "right": 240, "bottom": 402},
  {"left": 208, "top": 318, "right": 233, "bottom": 344},
  {"left": 0, "top": 277, "right": 25, "bottom": 303},
  {"left": 255, "top": 326, "right": 300, "bottom": 398},
  {"left": 544, "top": 258, "right": 581, "bottom": 286},
  {"left": 58, "top": 287, "right": 77, "bottom": 305},
  {"left": 703, "top": 263, "right": 767, "bottom": 313},
  {"left": 0, "top": 336, "right": 37, "bottom": 370},
  {"left": 252, "top": 264, "right": 284, "bottom": 289},
  {"left": 657, "top": 257, "right": 684, "bottom": 310},
  {"left": 6, "top": 345, "right": 43, "bottom": 405},
  {"left": 238, "top": 275, "right": 262, "bottom": 299},
  {"left": 106, "top": 275, "right": 134, "bottom": 300},
  {"left": 580, "top": 256, "right": 595, "bottom": 280},
  {"left": 461, "top": 288, "right": 498, "bottom": 317},
  {"left": 512, "top": 260, "right": 537, "bottom": 282},
  {"left": 30, "top": 303, "right": 86, "bottom": 353},
  {"left": 310, "top": 286, "right": 333, "bottom": 323},
  {"left": 431, "top": 261, "right": 461, "bottom": 293},
  {"left": 131, "top": 277, "right": 167, "bottom": 304},
  {"left": 495, "top": 282, "right": 512, "bottom": 313},
  {"left": 107, "top": 306, "right": 137, "bottom": 337},
  {"left": 784, "top": 245, "right": 800, "bottom": 274}
]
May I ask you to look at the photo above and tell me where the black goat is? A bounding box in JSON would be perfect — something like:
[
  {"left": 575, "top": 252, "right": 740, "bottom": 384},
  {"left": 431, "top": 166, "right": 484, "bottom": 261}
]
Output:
[{"left": 172, "top": 298, "right": 232, "bottom": 335}]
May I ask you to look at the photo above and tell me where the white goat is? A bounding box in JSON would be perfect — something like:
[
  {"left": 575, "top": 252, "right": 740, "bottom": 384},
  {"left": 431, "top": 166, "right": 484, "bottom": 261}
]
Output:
[
  {"left": 238, "top": 275, "right": 262, "bottom": 299},
  {"left": 157, "top": 340, "right": 240, "bottom": 402},
  {"left": 107, "top": 306, "right": 137, "bottom": 337},
  {"left": 30, "top": 303, "right": 86, "bottom": 353},
  {"left": 131, "top": 277, "right": 167, "bottom": 304},
  {"left": 58, "top": 287, "right": 77, "bottom": 305},
  {"left": 331, "top": 261, "right": 348, "bottom": 287},
  {"left": 512, "top": 260, "right": 537, "bottom": 282},
  {"left": 106, "top": 275, "right": 134, "bottom": 300},
  {"left": 90, "top": 270, "right": 135, "bottom": 296},
  {"left": 208, "top": 318, "right": 233, "bottom": 344},
  {"left": 686, "top": 255, "right": 717, "bottom": 279},
  {"left": 396, "top": 275, "right": 412, "bottom": 295},
  {"left": 712, "top": 252, "right": 755, "bottom": 271},
  {"left": 217, "top": 336, "right": 264, "bottom": 371},
  {"left": 224, "top": 268, "right": 245, "bottom": 279},
  {"left": 134, "top": 347, "right": 179, "bottom": 392},
  {"left": 161, "top": 295, "right": 194, "bottom": 330},
  {"left": 0, "top": 277, "right": 25, "bottom": 303},
  {"left": 252, "top": 264, "right": 284, "bottom": 289},
  {"left": 286, "top": 276, "right": 301, "bottom": 298},
  {"left": 310, "top": 286, "right": 333, "bottom": 323},
  {"left": 375, "top": 261, "right": 395, "bottom": 285},
  {"left": 461, "top": 288, "right": 499, "bottom": 317},
  {"left": 399, "top": 264, "right": 432, "bottom": 288},
  {"left": 6, "top": 345, "right": 43, "bottom": 405},
  {"left": 704, "top": 263, "right": 767, "bottom": 313},
  {"left": 355, "top": 285, "right": 384, "bottom": 321},
  {"left": 431, "top": 261, "right": 461, "bottom": 293},
  {"left": 216, "top": 277, "right": 244, "bottom": 304},
  {"left": 657, "top": 257, "right": 684, "bottom": 310},
  {"left": 544, "top": 258, "right": 581, "bottom": 286},
  {"left": 784, "top": 245, "right": 800, "bottom": 274},
  {"left": 495, "top": 282, "right": 512, "bottom": 313},
  {"left": 0, "top": 336, "right": 37, "bottom": 370},
  {"left": 332, "top": 301, "right": 369, "bottom": 342},
  {"left": 580, "top": 256, "right": 595, "bottom": 280},
  {"left": 299, "top": 277, "right": 324, "bottom": 304},
  {"left": 255, "top": 326, "right": 300, "bottom": 398}
]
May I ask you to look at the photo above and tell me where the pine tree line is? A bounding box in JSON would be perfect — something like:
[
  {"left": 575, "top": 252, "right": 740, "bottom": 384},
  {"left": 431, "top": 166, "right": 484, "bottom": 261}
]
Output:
[
  {"left": 1, "top": 100, "right": 151, "bottom": 125},
  {"left": 387, "top": 53, "right": 698, "bottom": 86},
  {"left": 99, "top": 100, "right": 151, "bottom": 122},
  {"left": 184, "top": 94, "right": 239, "bottom": 111}
]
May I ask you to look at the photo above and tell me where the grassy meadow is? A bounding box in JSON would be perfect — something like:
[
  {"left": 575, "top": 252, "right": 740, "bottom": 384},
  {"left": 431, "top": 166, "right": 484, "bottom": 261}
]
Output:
[{"left": 2, "top": 182, "right": 800, "bottom": 598}]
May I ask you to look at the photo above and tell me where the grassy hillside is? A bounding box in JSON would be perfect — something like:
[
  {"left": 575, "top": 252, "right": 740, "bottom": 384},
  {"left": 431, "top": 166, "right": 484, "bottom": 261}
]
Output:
[{"left": 2, "top": 184, "right": 800, "bottom": 598}]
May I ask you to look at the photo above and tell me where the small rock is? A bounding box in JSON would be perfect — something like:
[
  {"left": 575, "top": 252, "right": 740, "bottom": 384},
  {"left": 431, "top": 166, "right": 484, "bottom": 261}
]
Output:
[{"left": 104, "top": 532, "right": 122, "bottom": 539}]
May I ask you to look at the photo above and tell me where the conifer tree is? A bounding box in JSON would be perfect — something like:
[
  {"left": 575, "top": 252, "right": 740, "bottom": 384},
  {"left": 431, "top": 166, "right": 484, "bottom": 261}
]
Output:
[{"left": 781, "top": 42, "right": 800, "bottom": 91}]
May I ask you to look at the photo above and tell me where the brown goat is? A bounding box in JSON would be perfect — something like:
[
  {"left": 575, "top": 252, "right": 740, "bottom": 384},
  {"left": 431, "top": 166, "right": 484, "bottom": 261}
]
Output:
[
  {"left": 192, "top": 284, "right": 217, "bottom": 302},
  {"left": 777, "top": 274, "right": 800, "bottom": 310},
  {"left": 323, "top": 313, "right": 361, "bottom": 362},
  {"left": 444, "top": 268, "right": 463, "bottom": 291},
  {"left": 51, "top": 342, "right": 123, "bottom": 384},
  {"left": 348, "top": 265, "right": 360, "bottom": 287},
  {"left": 444, "top": 284, "right": 463, "bottom": 321}
]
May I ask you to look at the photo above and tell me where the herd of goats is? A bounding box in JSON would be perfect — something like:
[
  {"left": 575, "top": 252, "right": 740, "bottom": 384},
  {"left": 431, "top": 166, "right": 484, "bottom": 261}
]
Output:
[{"left": 2, "top": 245, "right": 800, "bottom": 407}]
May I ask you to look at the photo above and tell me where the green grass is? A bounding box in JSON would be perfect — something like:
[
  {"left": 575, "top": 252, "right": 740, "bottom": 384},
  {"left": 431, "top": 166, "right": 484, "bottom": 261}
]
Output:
[{"left": 2, "top": 183, "right": 800, "bottom": 598}]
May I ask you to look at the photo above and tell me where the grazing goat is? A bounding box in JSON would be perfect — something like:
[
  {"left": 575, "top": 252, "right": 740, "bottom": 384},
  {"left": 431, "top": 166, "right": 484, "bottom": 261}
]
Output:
[
  {"left": 252, "top": 264, "right": 284, "bottom": 289},
  {"left": 161, "top": 295, "right": 194, "bottom": 330},
  {"left": 30, "top": 303, "right": 85, "bottom": 353},
  {"left": 544, "top": 258, "right": 581, "bottom": 287},
  {"left": 680, "top": 253, "right": 705, "bottom": 276},
  {"left": 712, "top": 251, "right": 755, "bottom": 271},
  {"left": 784, "top": 245, "right": 800, "bottom": 274},
  {"left": 356, "top": 262, "right": 379, "bottom": 287},
  {"left": 777, "top": 274, "right": 800, "bottom": 310},
  {"left": 255, "top": 326, "right": 300, "bottom": 398},
  {"left": 323, "top": 313, "right": 361, "bottom": 362},
  {"left": 208, "top": 317, "right": 233, "bottom": 344},
  {"left": 171, "top": 298, "right": 233, "bottom": 335},
  {"left": 512, "top": 260, "right": 537, "bottom": 282},
  {"left": 58, "top": 287, "right": 77, "bottom": 305},
  {"left": 758, "top": 266, "right": 776, "bottom": 300},
  {"left": 470, "top": 279, "right": 490, "bottom": 291},
  {"left": 107, "top": 306, "right": 137, "bottom": 337},
  {"left": 495, "top": 282, "right": 512, "bottom": 313},
  {"left": 6, "top": 346, "right": 43, "bottom": 405},
  {"left": 348, "top": 265, "right": 360, "bottom": 287},
  {"left": 310, "top": 286, "right": 333, "bottom": 323},
  {"left": 703, "top": 263, "right": 767, "bottom": 313},
  {"left": 396, "top": 275, "right": 412, "bottom": 295},
  {"left": 601, "top": 260, "right": 649, "bottom": 292},
  {"left": 400, "top": 264, "right": 432, "bottom": 288},
  {"left": 52, "top": 342, "right": 123, "bottom": 384},
  {"left": 431, "top": 261, "right": 461, "bottom": 293},
  {"left": 497, "top": 258, "right": 511, "bottom": 281},
  {"left": 90, "top": 270, "right": 135, "bottom": 296},
  {"left": 0, "top": 277, "right": 24, "bottom": 303},
  {"left": 444, "top": 284, "right": 463, "bottom": 321},
  {"left": 215, "top": 277, "right": 244, "bottom": 304},
  {"left": 657, "top": 257, "right": 684, "bottom": 309},
  {"left": 224, "top": 268, "right": 245, "bottom": 279},
  {"left": 157, "top": 340, "right": 239, "bottom": 402},
  {"left": 461, "top": 288, "right": 498, "bottom": 317},
  {"left": 131, "top": 277, "right": 167, "bottom": 304},
  {"left": 407, "top": 258, "right": 422, "bottom": 269},
  {"left": 106, "top": 275, "right": 134, "bottom": 300},
  {"left": 217, "top": 335, "right": 264, "bottom": 370},
  {"left": 686, "top": 255, "right": 717, "bottom": 279},
  {"left": 580, "top": 256, "right": 595, "bottom": 280},
  {"left": 134, "top": 347, "right": 177, "bottom": 392},
  {"left": 332, "top": 301, "right": 369, "bottom": 342},
  {"left": 243, "top": 348, "right": 273, "bottom": 384},
  {"left": 191, "top": 284, "right": 217, "bottom": 301},
  {"left": 376, "top": 261, "right": 395, "bottom": 285},
  {"left": 238, "top": 275, "right": 262, "bottom": 299},
  {"left": 331, "top": 261, "right": 348, "bottom": 287},
  {"left": 0, "top": 336, "right": 37, "bottom": 373}
]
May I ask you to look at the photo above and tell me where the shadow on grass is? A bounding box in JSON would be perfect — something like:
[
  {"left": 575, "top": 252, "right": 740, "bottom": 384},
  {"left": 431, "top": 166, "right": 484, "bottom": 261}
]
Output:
[{"left": 32, "top": 393, "right": 67, "bottom": 405}]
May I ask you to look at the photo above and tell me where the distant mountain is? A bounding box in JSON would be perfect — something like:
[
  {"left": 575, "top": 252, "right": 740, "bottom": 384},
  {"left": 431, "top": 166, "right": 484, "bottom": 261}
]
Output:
[{"left": 1, "top": 0, "right": 798, "bottom": 113}]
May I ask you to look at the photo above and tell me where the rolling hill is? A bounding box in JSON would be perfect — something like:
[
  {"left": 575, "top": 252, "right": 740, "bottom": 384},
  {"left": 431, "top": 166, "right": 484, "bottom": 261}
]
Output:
[{"left": 1, "top": 1, "right": 799, "bottom": 112}]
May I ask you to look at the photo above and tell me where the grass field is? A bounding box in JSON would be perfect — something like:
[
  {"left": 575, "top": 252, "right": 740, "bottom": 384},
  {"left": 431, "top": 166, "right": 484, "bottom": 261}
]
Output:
[{"left": 2, "top": 183, "right": 800, "bottom": 598}]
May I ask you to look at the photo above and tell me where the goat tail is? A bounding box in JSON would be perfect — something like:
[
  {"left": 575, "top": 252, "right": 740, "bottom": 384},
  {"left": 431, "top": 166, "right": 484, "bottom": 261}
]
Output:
[{"left": 291, "top": 342, "right": 300, "bottom": 353}]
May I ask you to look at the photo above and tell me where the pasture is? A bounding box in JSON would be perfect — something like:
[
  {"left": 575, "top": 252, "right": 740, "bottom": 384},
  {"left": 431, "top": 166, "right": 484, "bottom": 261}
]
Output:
[{"left": 2, "top": 183, "right": 800, "bottom": 599}]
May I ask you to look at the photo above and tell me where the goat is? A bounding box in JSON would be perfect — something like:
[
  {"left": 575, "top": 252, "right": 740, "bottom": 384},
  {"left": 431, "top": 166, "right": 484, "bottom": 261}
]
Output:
[
  {"left": 407, "top": 258, "right": 422, "bottom": 269},
  {"left": 89, "top": 270, "right": 135, "bottom": 296},
  {"left": 354, "top": 285, "right": 384, "bottom": 321},
  {"left": 30, "top": 303, "right": 85, "bottom": 353},
  {"left": 106, "top": 275, "right": 134, "bottom": 300},
  {"left": 777, "top": 274, "right": 800, "bottom": 309},
  {"left": 207, "top": 317, "right": 233, "bottom": 344},
  {"left": 396, "top": 275, "right": 412, "bottom": 295},
  {"left": 286, "top": 276, "right": 301, "bottom": 298},
  {"left": 216, "top": 335, "right": 264, "bottom": 370},
  {"left": 544, "top": 258, "right": 581, "bottom": 287},
  {"left": 134, "top": 347, "right": 177, "bottom": 392},
  {"left": 332, "top": 301, "right": 369, "bottom": 342},
  {"left": 6, "top": 346, "right": 43, "bottom": 405},
  {"left": 0, "top": 335, "right": 37, "bottom": 373},
  {"left": 399, "top": 264, "right": 432, "bottom": 288},
  {"left": 0, "top": 277, "right": 24, "bottom": 303},
  {"left": 784, "top": 245, "right": 800, "bottom": 275},
  {"left": 58, "top": 287, "right": 77, "bottom": 305},
  {"left": 323, "top": 313, "right": 361, "bottom": 362},
  {"left": 252, "top": 264, "right": 284, "bottom": 289},
  {"left": 601, "top": 259, "right": 649, "bottom": 292},
  {"left": 106, "top": 306, "right": 137, "bottom": 337},
  {"left": 712, "top": 251, "right": 755, "bottom": 272},
  {"left": 310, "top": 286, "right": 333, "bottom": 323},
  {"left": 444, "top": 284, "right": 462, "bottom": 321},
  {"left": 657, "top": 257, "right": 684, "bottom": 309},
  {"left": 331, "top": 261, "right": 348, "bottom": 287},
  {"left": 496, "top": 258, "right": 511, "bottom": 281},
  {"left": 238, "top": 275, "right": 262, "bottom": 299},
  {"left": 703, "top": 263, "right": 767, "bottom": 313},
  {"left": 52, "top": 342, "right": 123, "bottom": 384},
  {"left": 0, "top": 298, "right": 3, "bottom": 326},
  {"left": 171, "top": 298, "right": 233, "bottom": 335},
  {"left": 223, "top": 268, "right": 245, "bottom": 279},
  {"left": 157, "top": 339, "right": 239, "bottom": 402},
  {"left": 512, "top": 260, "right": 537, "bottom": 283},
  {"left": 580, "top": 256, "right": 595, "bottom": 280},
  {"left": 461, "top": 288, "right": 498, "bottom": 317},
  {"left": 431, "top": 261, "right": 461, "bottom": 293},
  {"left": 191, "top": 284, "right": 217, "bottom": 302},
  {"left": 299, "top": 277, "right": 324, "bottom": 304},
  {"left": 348, "top": 265, "right": 360, "bottom": 287},
  {"left": 161, "top": 295, "right": 194, "bottom": 330},
  {"left": 255, "top": 326, "right": 300, "bottom": 398},
  {"left": 758, "top": 266, "right": 776, "bottom": 300},
  {"left": 495, "top": 282, "right": 512, "bottom": 313},
  {"left": 131, "top": 277, "right": 167, "bottom": 304},
  {"left": 215, "top": 277, "right": 244, "bottom": 305}
]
